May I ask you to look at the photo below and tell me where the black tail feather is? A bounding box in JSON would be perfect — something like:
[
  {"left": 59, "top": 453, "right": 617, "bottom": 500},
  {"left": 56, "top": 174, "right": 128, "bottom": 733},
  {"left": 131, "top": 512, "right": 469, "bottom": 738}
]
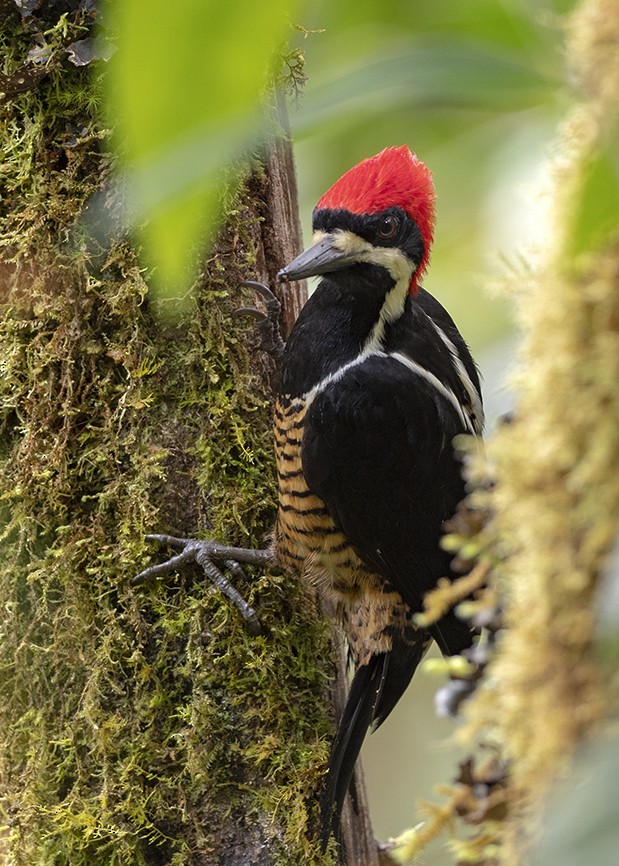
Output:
[
  {"left": 320, "top": 654, "right": 388, "bottom": 850},
  {"left": 320, "top": 637, "right": 428, "bottom": 850},
  {"left": 429, "top": 608, "right": 477, "bottom": 658}
]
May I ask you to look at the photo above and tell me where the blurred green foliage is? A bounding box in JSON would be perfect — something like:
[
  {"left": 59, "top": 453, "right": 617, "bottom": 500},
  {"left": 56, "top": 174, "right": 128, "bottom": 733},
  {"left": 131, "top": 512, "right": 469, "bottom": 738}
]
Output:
[
  {"left": 103, "top": 0, "right": 588, "bottom": 353},
  {"left": 289, "top": 0, "right": 572, "bottom": 351},
  {"left": 105, "top": 0, "right": 294, "bottom": 290},
  {"left": 570, "top": 125, "right": 619, "bottom": 258},
  {"left": 531, "top": 737, "right": 619, "bottom": 866}
]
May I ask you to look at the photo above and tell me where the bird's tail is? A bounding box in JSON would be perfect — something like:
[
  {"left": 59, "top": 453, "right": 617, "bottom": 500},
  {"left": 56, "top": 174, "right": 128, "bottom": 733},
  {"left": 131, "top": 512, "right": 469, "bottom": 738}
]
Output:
[{"left": 320, "top": 635, "right": 429, "bottom": 850}]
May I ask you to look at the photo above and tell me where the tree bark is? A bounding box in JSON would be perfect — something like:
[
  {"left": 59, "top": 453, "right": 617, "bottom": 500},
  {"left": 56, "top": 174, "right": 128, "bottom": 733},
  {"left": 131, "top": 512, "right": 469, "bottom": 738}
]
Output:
[{"left": 0, "top": 8, "right": 380, "bottom": 866}]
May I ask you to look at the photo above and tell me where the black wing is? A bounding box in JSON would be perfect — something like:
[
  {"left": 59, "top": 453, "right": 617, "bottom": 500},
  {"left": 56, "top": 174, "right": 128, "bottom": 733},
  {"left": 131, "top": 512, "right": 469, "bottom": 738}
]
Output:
[{"left": 302, "top": 353, "right": 470, "bottom": 633}]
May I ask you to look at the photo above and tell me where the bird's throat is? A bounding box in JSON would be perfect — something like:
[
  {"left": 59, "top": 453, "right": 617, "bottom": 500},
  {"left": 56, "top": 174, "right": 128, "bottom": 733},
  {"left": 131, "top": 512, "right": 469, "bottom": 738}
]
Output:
[
  {"left": 364, "top": 276, "right": 410, "bottom": 352},
  {"left": 281, "top": 266, "right": 408, "bottom": 396}
]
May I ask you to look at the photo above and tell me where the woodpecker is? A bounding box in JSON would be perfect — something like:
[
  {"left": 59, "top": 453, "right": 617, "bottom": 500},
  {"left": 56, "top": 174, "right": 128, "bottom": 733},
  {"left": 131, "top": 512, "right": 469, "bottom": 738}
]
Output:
[
  {"left": 274, "top": 145, "right": 483, "bottom": 844},
  {"left": 135, "top": 145, "right": 483, "bottom": 851}
]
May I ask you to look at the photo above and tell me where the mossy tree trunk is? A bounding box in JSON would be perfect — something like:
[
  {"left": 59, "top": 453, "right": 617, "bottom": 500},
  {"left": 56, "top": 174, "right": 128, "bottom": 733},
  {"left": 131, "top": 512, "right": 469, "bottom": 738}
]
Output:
[
  {"left": 412, "top": 3, "right": 619, "bottom": 864},
  {"left": 476, "top": 2, "right": 619, "bottom": 859},
  {"left": 0, "top": 8, "right": 378, "bottom": 866}
]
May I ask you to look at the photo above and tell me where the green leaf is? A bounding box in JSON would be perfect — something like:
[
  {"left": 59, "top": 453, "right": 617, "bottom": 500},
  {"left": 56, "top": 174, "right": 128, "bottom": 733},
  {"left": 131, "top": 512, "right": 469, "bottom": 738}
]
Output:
[
  {"left": 105, "top": 0, "right": 294, "bottom": 298},
  {"left": 569, "top": 119, "right": 619, "bottom": 259},
  {"left": 293, "top": 40, "right": 560, "bottom": 134}
]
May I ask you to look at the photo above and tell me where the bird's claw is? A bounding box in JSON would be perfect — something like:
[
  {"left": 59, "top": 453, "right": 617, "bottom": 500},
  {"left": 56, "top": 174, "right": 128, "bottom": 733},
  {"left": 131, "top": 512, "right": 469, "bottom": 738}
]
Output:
[
  {"left": 235, "top": 280, "right": 285, "bottom": 362},
  {"left": 238, "top": 280, "right": 281, "bottom": 310},
  {"left": 133, "top": 533, "right": 277, "bottom": 636}
]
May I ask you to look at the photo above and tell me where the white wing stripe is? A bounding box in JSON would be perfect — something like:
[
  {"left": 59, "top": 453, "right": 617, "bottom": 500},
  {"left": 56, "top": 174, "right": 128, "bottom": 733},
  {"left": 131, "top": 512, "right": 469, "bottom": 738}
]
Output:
[
  {"left": 303, "top": 349, "right": 386, "bottom": 406},
  {"left": 427, "top": 319, "right": 484, "bottom": 433},
  {"left": 388, "top": 351, "right": 476, "bottom": 434},
  {"left": 301, "top": 349, "right": 477, "bottom": 435}
]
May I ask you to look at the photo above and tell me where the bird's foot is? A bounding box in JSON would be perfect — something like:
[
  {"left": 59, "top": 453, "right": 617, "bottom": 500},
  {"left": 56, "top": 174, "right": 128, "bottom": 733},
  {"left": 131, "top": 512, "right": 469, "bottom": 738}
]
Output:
[
  {"left": 132, "top": 533, "right": 277, "bottom": 636},
  {"left": 235, "top": 280, "right": 285, "bottom": 362}
]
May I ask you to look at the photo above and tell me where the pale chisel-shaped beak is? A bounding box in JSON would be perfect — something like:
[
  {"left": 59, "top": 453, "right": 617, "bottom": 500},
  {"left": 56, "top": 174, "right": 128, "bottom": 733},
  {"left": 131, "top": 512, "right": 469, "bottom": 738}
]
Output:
[{"left": 277, "top": 234, "right": 359, "bottom": 282}]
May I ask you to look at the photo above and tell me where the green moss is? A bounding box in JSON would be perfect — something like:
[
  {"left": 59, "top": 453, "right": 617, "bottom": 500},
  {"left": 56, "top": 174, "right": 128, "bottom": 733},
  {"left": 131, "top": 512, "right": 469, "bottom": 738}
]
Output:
[{"left": 0, "top": 13, "right": 334, "bottom": 866}]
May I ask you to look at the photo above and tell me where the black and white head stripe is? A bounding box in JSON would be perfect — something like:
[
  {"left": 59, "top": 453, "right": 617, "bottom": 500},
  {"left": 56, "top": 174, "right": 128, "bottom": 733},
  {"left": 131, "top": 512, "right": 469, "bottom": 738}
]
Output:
[{"left": 312, "top": 206, "right": 425, "bottom": 278}]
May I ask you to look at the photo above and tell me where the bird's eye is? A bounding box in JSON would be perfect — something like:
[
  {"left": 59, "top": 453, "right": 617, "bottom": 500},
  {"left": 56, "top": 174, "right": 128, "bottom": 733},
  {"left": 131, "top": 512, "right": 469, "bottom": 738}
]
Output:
[{"left": 377, "top": 215, "right": 399, "bottom": 239}]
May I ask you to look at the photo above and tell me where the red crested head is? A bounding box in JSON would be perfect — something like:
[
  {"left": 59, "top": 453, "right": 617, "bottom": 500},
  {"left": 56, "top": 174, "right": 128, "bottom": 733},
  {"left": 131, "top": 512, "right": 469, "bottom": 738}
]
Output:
[{"left": 315, "top": 146, "right": 436, "bottom": 291}]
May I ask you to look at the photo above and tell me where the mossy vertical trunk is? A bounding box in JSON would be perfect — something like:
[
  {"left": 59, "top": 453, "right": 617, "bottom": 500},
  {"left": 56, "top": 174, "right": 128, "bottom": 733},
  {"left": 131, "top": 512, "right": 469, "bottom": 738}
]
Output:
[
  {"left": 391, "top": 4, "right": 619, "bottom": 864},
  {"left": 0, "top": 8, "right": 375, "bottom": 866},
  {"left": 483, "top": 2, "right": 619, "bottom": 858},
  {"left": 436, "top": 2, "right": 619, "bottom": 864}
]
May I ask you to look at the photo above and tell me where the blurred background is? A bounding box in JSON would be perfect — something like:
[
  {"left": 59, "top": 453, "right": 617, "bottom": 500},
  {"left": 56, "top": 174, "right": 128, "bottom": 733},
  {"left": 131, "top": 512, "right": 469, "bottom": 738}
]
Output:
[
  {"left": 288, "top": 0, "right": 571, "bottom": 427},
  {"left": 108, "top": 0, "right": 578, "bottom": 860},
  {"left": 284, "top": 1, "right": 570, "bottom": 858}
]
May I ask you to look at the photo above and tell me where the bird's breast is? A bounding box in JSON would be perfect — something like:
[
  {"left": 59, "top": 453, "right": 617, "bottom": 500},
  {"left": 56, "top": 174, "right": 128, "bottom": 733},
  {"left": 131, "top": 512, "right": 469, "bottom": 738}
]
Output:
[
  {"left": 273, "top": 393, "right": 422, "bottom": 667},
  {"left": 274, "top": 395, "right": 372, "bottom": 600}
]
